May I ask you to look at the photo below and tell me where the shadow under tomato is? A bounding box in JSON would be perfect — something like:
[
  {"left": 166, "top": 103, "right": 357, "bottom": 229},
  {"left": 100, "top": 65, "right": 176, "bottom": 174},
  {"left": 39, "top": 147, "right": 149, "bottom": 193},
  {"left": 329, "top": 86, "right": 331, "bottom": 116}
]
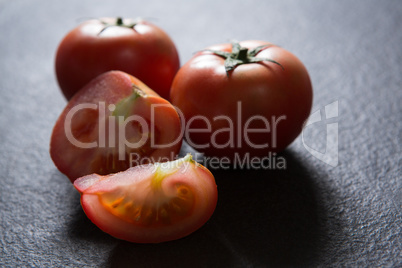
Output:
[
  {"left": 106, "top": 149, "right": 334, "bottom": 267},
  {"left": 67, "top": 204, "right": 117, "bottom": 244},
  {"left": 107, "top": 224, "right": 239, "bottom": 268},
  {"left": 208, "top": 149, "right": 327, "bottom": 267},
  {"left": 56, "top": 170, "right": 117, "bottom": 245}
]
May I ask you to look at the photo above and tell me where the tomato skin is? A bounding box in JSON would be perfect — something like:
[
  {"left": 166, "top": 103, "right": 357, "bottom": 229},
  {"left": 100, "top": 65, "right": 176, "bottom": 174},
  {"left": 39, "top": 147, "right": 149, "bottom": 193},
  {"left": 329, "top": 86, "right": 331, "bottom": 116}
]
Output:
[
  {"left": 50, "top": 70, "right": 182, "bottom": 182},
  {"left": 170, "top": 40, "right": 313, "bottom": 160},
  {"left": 55, "top": 17, "right": 180, "bottom": 100},
  {"left": 74, "top": 154, "right": 218, "bottom": 243}
]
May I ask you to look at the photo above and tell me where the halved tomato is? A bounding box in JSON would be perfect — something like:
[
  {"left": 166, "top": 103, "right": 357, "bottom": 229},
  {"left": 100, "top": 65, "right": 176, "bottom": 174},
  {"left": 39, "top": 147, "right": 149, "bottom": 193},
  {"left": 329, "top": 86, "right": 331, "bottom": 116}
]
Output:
[
  {"left": 74, "top": 154, "right": 218, "bottom": 243},
  {"left": 50, "top": 71, "right": 182, "bottom": 182}
]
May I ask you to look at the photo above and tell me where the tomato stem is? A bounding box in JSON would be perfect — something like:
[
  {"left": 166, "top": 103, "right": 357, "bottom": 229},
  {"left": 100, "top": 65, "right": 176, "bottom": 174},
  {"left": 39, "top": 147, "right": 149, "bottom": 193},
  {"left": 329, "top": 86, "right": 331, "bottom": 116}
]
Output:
[
  {"left": 116, "top": 17, "right": 124, "bottom": 26},
  {"left": 112, "top": 85, "right": 145, "bottom": 119},
  {"left": 237, "top": 48, "right": 249, "bottom": 62},
  {"left": 98, "top": 17, "right": 138, "bottom": 36},
  {"left": 204, "top": 42, "right": 284, "bottom": 74}
]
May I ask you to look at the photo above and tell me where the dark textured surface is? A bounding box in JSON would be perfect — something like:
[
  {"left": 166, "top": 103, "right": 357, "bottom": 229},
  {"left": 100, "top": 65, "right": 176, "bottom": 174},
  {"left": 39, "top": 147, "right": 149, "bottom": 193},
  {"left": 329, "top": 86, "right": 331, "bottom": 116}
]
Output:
[{"left": 0, "top": 0, "right": 401, "bottom": 267}]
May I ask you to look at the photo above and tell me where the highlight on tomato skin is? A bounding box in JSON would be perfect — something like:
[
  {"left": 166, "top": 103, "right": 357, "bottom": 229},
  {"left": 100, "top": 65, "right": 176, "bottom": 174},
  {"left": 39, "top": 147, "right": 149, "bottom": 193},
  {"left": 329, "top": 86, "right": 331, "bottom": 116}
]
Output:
[
  {"left": 50, "top": 70, "right": 182, "bottom": 183},
  {"left": 74, "top": 154, "right": 218, "bottom": 244}
]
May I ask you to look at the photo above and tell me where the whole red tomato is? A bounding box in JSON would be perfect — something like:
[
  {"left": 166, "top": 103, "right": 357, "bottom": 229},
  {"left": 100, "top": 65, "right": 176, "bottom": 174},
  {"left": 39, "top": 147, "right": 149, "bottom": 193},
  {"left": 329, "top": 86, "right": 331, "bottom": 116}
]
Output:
[
  {"left": 55, "top": 17, "right": 179, "bottom": 100},
  {"left": 50, "top": 71, "right": 182, "bottom": 182},
  {"left": 74, "top": 153, "right": 218, "bottom": 243},
  {"left": 170, "top": 40, "right": 313, "bottom": 162}
]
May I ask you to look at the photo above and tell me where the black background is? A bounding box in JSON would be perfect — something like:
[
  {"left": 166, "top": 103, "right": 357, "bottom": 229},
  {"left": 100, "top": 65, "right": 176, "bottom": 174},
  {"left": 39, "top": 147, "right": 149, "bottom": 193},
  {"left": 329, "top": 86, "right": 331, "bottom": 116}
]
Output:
[{"left": 0, "top": 0, "right": 401, "bottom": 267}]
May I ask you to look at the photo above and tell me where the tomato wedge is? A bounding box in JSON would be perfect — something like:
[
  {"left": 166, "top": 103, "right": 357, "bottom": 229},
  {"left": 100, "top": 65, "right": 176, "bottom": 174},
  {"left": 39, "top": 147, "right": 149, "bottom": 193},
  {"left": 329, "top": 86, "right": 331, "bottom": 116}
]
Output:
[
  {"left": 50, "top": 71, "right": 182, "bottom": 182},
  {"left": 74, "top": 154, "right": 218, "bottom": 243}
]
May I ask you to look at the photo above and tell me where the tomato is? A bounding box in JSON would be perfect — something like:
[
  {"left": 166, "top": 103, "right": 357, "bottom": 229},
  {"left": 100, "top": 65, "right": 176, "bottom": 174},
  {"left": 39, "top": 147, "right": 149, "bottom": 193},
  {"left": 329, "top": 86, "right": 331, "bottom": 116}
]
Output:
[
  {"left": 74, "top": 154, "right": 217, "bottom": 243},
  {"left": 55, "top": 17, "right": 179, "bottom": 100},
  {"left": 50, "top": 70, "right": 182, "bottom": 182},
  {"left": 170, "top": 40, "right": 313, "bottom": 161}
]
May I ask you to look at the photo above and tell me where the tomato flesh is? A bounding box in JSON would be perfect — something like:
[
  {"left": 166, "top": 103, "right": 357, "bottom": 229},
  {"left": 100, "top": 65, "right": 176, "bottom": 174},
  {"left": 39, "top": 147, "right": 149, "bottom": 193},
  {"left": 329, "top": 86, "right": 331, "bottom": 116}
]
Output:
[
  {"left": 99, "top": 180, "right": 194, "bottom": 226},
  {"left": 74, "top": 154, "right": 218, "bottom": 243}
]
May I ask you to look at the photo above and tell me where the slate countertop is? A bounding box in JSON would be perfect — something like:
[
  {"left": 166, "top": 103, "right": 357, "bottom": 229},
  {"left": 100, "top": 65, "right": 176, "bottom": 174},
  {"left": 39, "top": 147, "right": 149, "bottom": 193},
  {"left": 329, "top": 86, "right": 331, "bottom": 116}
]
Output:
[{"left": 0, "top": 0, "right": 401, "bottom": 267}]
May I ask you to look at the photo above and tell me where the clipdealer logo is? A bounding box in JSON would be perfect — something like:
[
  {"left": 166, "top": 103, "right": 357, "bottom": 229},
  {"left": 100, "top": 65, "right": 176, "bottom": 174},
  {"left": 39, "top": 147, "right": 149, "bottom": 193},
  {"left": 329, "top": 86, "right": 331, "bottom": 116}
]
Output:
[
  {"left": 62, "top": 100, "right": 339, "bottom": 169},
  {"left": 302, "top": 100, "right": 339, "bottom": 167}
]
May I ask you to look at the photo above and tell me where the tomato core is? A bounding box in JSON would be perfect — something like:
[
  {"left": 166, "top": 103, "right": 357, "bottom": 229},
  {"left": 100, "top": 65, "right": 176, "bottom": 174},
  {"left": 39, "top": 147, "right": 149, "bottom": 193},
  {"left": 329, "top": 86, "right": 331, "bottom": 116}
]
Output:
[
  {"left": 98, "top": 182, "right": 194, "bottom": 227},
  {"left": 97, "top": 156, "right": 196, "bottom": 227}
]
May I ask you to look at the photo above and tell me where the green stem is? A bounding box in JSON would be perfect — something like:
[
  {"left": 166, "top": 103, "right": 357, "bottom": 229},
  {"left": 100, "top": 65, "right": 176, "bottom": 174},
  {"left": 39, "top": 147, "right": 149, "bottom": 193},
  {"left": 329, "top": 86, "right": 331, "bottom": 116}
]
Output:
[
  {"left": 237, "top": 48, "right": 249, "bottom": 61},
  {"left": 112, "top": 85, "right": 144, "bottom": 119},
  {"left": 116, "top": 17, "right": 123, "bottom": 26},
  {"left": 98, "top": 17, "right": 138, "bottom": 35},
  {"left": 205, "top": 42, "right": 284, "bottom": 74}
]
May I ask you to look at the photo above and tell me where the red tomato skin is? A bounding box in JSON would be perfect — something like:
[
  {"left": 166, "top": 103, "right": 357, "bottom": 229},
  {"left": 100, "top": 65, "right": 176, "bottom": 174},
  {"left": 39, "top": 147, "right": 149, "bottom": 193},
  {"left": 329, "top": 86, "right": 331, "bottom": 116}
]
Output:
[
  {"left": 55, "top": 18, "right": 180, "bottom": 100},
  {"left": 74, "top": 157, "right": 218, "bottom": 243},
  {"left": 50, "top": 70, "right": 182, "bottom": 182},
  {"left": 170, "top": 40, "right": 313, "bottom": 160}
]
